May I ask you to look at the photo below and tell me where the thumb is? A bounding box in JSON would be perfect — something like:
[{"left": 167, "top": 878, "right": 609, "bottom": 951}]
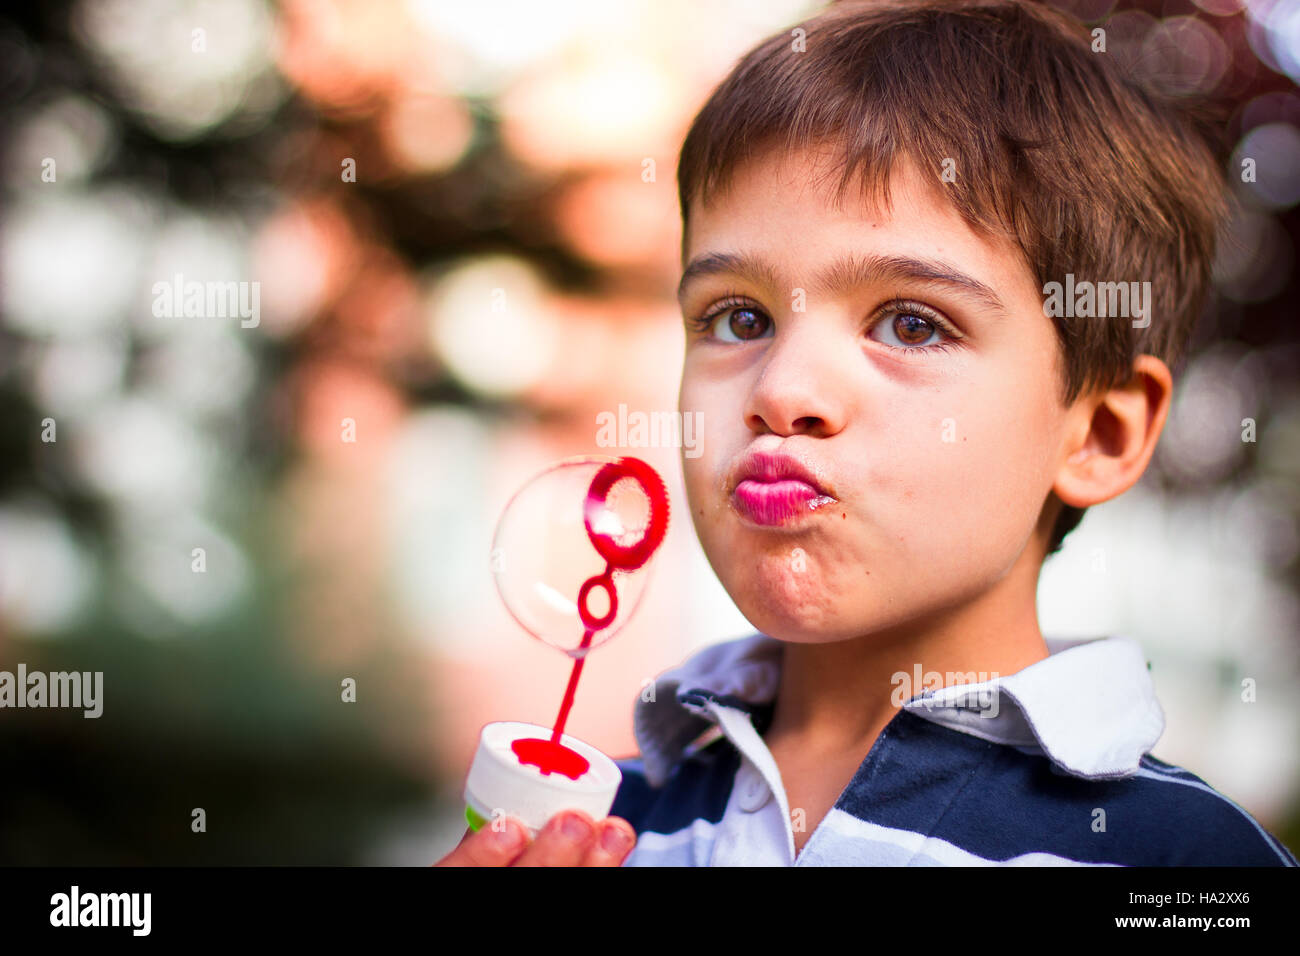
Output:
[{"left": 433, "top": 816, "right": 530, "bottom": 866}]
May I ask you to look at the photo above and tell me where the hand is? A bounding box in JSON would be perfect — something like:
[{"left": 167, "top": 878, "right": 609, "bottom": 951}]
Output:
[{"left": 432, "top": 810, "right": 637, "bottom": 867}]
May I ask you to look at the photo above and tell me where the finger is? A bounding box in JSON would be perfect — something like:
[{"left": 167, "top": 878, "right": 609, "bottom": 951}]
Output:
[
  {"left": 511, "top": 811, "right": 599, "bottom": 867},
  {"left": 434, "top": 816, "right": 530, "bottom": 866},
  {"left": 580, "top": 817, "right": 637, "bottom": 867}
]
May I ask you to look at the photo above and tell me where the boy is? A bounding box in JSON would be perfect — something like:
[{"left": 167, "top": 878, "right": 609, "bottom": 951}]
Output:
[{"left": 435, "top": 0, "right": 1297, "bottom": 866}]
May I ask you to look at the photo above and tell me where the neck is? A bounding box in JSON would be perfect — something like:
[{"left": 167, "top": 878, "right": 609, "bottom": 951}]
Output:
[{"left": 764, "top": 557, "right": 1050, "bottom": 756}]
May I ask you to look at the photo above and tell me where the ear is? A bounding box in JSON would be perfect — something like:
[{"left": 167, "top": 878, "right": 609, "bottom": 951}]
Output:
[{"left": 1053, "top": 355, "right": 1173, "bottom": 509}]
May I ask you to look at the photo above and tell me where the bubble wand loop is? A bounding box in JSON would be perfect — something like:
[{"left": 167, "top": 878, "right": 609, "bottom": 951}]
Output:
[{"left": 514, "top": 457, "right": 670, "bottom": 778}]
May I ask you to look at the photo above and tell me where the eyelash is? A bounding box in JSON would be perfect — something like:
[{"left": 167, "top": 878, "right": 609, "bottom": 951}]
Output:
[{"left": 686, "top": 291, "right": 964, "bottom": 357}]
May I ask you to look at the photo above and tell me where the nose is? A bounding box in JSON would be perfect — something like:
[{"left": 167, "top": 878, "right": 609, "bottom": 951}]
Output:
[{"left": 742, "top": 320, "right": 847, "bottom": 439}]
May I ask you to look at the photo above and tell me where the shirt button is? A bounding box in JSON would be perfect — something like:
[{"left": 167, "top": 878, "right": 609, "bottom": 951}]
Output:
[{"left": 737, "top": 760, "right": 772, "bottom": 812}]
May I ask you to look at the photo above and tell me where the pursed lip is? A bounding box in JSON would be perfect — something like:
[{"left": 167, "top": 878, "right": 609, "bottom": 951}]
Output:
[
  {"left": 728, "top": 448, "right": 837, "bottom": 526},
  {"left": 729, "top": 449, "right": 835, "bottom": 496}
]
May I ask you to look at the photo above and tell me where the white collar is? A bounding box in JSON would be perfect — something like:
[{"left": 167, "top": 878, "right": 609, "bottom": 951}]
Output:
[{"left": 633, "top": 632, "right": 1166, "bottom": 787}]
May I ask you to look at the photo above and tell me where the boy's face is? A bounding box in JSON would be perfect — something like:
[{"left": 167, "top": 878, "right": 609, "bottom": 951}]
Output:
[{"left": 677, "top": 145, "right": 1073, "bottom": 644}]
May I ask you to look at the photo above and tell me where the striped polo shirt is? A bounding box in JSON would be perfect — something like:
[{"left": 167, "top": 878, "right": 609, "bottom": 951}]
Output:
[{"left": 609, "top": 633, "right": 1298, "bottom": 866}]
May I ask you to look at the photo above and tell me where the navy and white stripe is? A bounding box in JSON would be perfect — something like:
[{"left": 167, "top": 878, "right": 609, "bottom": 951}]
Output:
[{"left": 609, "top": 633, "right": 1298, "bottom": 866}]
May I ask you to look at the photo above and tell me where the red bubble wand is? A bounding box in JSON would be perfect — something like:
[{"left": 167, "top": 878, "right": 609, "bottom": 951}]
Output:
[{"left": 510, "top": 456, "right": 670, "bottom": 780}]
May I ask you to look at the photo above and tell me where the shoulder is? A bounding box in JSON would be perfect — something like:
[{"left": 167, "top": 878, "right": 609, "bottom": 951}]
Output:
[
  {"left": 973, "top": 742, "right": 1297, "bottom": 865},
  {"left": 608, "top": 734, "right": 741, "bottom": 838},
  {"left": 1118, "top": 754, "right": 1299, "bottom": 866},
  {"left": 878, "top": 714, "right": 1297, "bottom": 866}
]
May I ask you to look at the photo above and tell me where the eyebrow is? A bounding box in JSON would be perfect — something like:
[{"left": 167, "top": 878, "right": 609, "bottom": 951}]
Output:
[{"left": 676, "top": 250, "right": 1010, "bottom": 317}]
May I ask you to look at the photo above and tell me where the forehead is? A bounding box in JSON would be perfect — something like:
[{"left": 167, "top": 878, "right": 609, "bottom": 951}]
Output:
[{"left": 680, "top": 145, "right": 1033, "bottom": 300}]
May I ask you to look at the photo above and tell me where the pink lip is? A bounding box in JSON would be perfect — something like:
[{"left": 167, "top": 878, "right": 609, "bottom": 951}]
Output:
[
  {"left": 729, "top": 450, "right": 837, "bottom": 526},
  {"left": 734, "top": 479, "right": 833, "bottom": 525}
]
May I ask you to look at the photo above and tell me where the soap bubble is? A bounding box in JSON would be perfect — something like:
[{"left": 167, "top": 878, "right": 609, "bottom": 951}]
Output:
[{"left": 490, "top": 455, "right": 670, "bottom": 658}]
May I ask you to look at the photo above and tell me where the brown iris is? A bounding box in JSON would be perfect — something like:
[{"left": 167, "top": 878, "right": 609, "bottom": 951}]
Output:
[
  {"left": 893, "top": 313, "right": 934, "bottom": 345},
  {"left": 729, "top": 308, "right": 768, "bottom": 339}
]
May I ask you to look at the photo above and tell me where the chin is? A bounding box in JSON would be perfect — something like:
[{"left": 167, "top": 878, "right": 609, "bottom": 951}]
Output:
[
  {"left": 738, "top": 608, "right": 861, "bottom": 645},
  {"left": 725, "top": 571, "right": 849, "bottom": 643}
]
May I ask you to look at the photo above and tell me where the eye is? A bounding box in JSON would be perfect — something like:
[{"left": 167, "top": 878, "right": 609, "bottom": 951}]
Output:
[
  {"left": 867, "top": 301, "right": 962, "bottom": 354},
  {"left": 688, "top": 297, "right": 773, "bottom": 343}
]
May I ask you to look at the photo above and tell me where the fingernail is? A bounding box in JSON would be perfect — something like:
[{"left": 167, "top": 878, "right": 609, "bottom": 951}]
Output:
[
  {"left": 491, "top": 820, "right": 525, "bottom": 853},
  {"left": 601, "top": 823, "right": 632, "bottom": 854},
  {"left": 561, "top": 813, "right": 593, "bottom": 842}
]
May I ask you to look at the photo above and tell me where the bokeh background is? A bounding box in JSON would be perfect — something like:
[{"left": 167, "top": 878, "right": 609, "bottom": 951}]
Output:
[{"left": 1, "top": 0, "right": 1297, "bottom": 864}]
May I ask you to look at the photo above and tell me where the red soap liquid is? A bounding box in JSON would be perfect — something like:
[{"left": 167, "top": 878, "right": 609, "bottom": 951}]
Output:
[{"left": 511, "top": 626, "right": 596, "bottom": 780}]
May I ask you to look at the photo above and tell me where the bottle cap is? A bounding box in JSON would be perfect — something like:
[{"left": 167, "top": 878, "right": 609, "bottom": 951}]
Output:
[{"left": 463, "top": 720, "right": 623, "bottom": 836}]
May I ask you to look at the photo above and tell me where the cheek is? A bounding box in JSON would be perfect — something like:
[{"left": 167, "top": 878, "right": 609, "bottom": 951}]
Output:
[
  {"left": 678, "top": 373, "right": 733, "bottom": 490},
  {"left": 887, "top": 380, "right": 1057, "bottom": 556}
]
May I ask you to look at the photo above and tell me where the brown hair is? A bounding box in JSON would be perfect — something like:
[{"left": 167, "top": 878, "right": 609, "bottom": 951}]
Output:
[{"left": 676, "top": 0, "right": 1229, "bottom": 554}]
